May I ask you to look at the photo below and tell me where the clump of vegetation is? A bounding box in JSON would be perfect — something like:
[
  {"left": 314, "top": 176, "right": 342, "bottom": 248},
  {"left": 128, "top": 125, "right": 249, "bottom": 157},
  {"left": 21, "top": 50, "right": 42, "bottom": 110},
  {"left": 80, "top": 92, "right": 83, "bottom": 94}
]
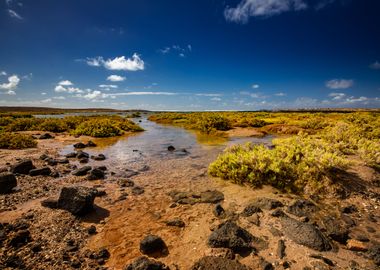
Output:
[
  {"left": 0, "top": 132, "right": 37, "bottom": 149},
  {"left": 197, "top": 115, "right": 231, "bottom": 134},
  {"left": 0, "top": 114, "right": 144, "bottom": 138},
  {"left": 209, "top": 134, "right": 348, "bottom": 193},
  {"left": 38, "top": 118, "right": 69, "bottom": 132},
  {"left": 72, "top": 117, "right": 143, "bottom": 137}
]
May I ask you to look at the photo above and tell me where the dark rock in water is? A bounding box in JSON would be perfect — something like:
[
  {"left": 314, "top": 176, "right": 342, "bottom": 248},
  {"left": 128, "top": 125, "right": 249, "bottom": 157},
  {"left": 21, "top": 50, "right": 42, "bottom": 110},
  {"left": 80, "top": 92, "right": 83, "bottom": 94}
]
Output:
[
  {"left": 39, "top": 133, "right": 54, "bottom": 139},
  {"left": 167, "top": 145, "right": 175, "bottom": 151},
  {"left": 190, "top": 256, "right": 251, "bottom": 270},
  {"left": 320, "top": 216, "right": 350, "bottom": 244},
  {"left": 96, "top": 166, "right": 107, "bottom": 171},
  {"left": 11, "top": 159, "right": 35, "bottom": 175},
  {"left": 73, "top": 142, "right": 86, "bottom": 149},
  {"left": 139, "top": 235, "right": 167, "bottom": 255},
  {"left": 125, "top": 170, "right": 139, "bottom": 178},
  {"left": 287, "top": 199, "right": 318, "bottom": 217},
  {"left": 79, "top": 158, "right": 89, "bottom": 164},
  {"left": 132, "top": 186, "right": 144, "bottom": 195},
  {"left": 57, "top": 186, "right": 97, "bottom": 215},
  {"left": 368, "top": 244, "right": 380, "bottom": 266},
  {"left": 39, "top": 154, "right": 49, "bottom": 160},
  {"left": 72, "top": 166, "right": 92, "bottom": 176},
  {"left": 280, "top": 215, "right": 331, "bottom": 251},
  {"left": 0, "top": 172, "right": 17, "bottom": 194},
  {"left": 213, "top": 204, "right": 225, "bottom": 218},
  {"left": 29, "top": 167, "right": 51, "bottom": 176},
  {"left": 165, "top": 218, "right": 185, "bottom": 228},
  {"left": 56, "top": 158, "right": 69, "bottom": 164},
  {"left": 277, "top": 240, "right": 286, "bottom": 259},
  {"left": 65, "top": 152, "right": 77, "bottom": 158},
  {"left": 124, "top": 256, "right": 170, "bottom": 270},
  {"left": 76, "top": 151, "right": 89, "bottom": 159},
  {"left": 169, "top": 190, "right": 224, "bottom": 205},
  {"left": 208, "top": 220, "right": 266, "bottom": 253},
  {"left": 241, "top": 204, "right": 262, "bottom": 217},
  {"left": 9, "top": 230, "right": 31, "bottom": 248},
  {"left": 87, "top": 168, "right": 105, "bottom": 180},
  {"left": 86, "top": 141, "right": 97, "bottom": 147},
  {"left": 46, "top": 158, "right": 58, "bottom": 166},
  {"left": 251, "top": 197, "right": 283, "bottom": 210},
  {"left": 91, "top": 154, "right": 106, "bottom": 161},
  {"left": 41, "top": 198, "right": 58, "bottom": 209}
]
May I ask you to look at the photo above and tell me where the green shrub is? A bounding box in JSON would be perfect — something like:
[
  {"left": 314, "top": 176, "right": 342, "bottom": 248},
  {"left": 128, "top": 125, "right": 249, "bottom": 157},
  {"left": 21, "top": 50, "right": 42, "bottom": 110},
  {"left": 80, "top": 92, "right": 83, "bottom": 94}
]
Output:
[
  {"left": 38, "top": 118, "right": 69, "bottom": 132},
  {"left": 197, "top": 115, "right": 231, "bottom": 134},
  {"left": 72, "top": 119, "right": 123, "bottom": 137},
  {"left": 6, "top": 118, "right": 42, "bottom": 131},
  {"left": 0, "top": 132, "right": 37, "bottom": 149},
  {"left": 209, "top": 134, "right": 347, "bottom": 193}
]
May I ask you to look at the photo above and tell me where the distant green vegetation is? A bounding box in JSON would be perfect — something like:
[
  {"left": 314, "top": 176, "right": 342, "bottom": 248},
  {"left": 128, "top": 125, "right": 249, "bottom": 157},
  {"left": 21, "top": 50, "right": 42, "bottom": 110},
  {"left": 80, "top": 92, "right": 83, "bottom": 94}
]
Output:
[
  {"left": 0, "top": 132, "right": 37, "bottom": 149},
  {"left": 0, "top": 114, "right": 144, "bottom": 138}
]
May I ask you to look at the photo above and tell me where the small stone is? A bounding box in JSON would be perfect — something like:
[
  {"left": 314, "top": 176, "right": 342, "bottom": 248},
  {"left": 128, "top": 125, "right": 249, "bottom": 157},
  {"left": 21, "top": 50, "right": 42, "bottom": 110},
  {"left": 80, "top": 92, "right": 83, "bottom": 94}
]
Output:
[
  {"left": 73, "top": 142, "right": 86, "bottom": 148},
  {"left": 346, "top": 239, "right": 368, "bottom": 251},
  {"left": 167, "top": 145, "right": 175, "bottom": 151},
  {"left": 11, "top": 159, "right": 35, "bottom": 175},
  {"left": 29, "top": 167, "right": 52, "bottom": 176},
  {"left": 0, "top": 172, "right": 17, "bottom": 194},
  {"left": 139, "top": 235, "right": 167, "bottom": 255},
  {"left": 277, "top": 240, "right": 286, "bottom": 259},
  {"left": 132, "top": 186, "right": 144, "bottom": 195},
  {"left": 88, "top": 225, "right": 97, "bottom": 235},
  {"left": 86, "top": 141, "right": 97, "bottom": 147},
  {"left": 72, "top": 166, "right": 92, "bottom": 176},
  {"left": 165, "top": 218, "right": 185, "bottom": 227},
  {"left": 213, "top": 204, "right": 225, "bottom": 218}
]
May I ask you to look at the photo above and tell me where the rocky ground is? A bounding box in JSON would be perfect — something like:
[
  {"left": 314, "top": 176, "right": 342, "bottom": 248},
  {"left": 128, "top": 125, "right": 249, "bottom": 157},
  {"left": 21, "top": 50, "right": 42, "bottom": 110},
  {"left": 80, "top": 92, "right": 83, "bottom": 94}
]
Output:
[{"left": 0, "top": 131, "right": 379, "bottom": 270}]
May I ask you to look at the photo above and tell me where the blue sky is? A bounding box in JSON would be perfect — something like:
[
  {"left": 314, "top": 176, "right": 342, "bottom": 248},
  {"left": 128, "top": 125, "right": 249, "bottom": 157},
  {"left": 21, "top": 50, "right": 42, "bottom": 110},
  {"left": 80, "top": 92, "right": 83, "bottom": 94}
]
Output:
[{"left": 0, "top": 0, "right": 379, "bottom": 110}]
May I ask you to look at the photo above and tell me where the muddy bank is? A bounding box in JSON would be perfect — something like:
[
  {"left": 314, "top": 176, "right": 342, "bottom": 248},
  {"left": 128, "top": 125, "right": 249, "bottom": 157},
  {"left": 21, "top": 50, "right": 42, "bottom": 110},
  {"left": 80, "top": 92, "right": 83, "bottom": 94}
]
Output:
[{"left": 1, "top": 119, "right": 380, "bottom": 270}]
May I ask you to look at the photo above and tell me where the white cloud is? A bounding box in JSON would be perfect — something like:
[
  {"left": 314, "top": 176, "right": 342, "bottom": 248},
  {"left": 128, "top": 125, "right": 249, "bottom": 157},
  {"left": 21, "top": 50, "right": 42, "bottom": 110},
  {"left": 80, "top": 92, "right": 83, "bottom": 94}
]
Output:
[
  {"left": 179, "top": 53, "right": 185, "bottom": 57},
  {"left": 370, "top": 61, "right": 380, "bottom": 70},
  {"left": 252, "top": 84, "right": 260, "bottom": 89},
  {"left": 58, "top": 80, "right": 73, "bottom": 86},
  {"left": 107, "top": 75, "right": 126, "bottom": 82},
  {"left": 109, "top": 92, "right": 178, "bottom": 96},
  {"left": 275, "top": 92, "right": 286, "bottom": 96},
  {"left": 346, "top": 96, "right": 368, "bottom": 103},
  {"left": 41, "top": 98, "right": 52, "bottom": 103},
  {"left": 158, "top": 45, "right": 192, "bottom": 57},
  {"left": 86, "top": 54, "right": 144, "bottom": 71},
  {"left": 41, "top": 92, "right": 47, "bottom": 95},
  {"left": 211, "top": 97, "right": 222, "bottom": 101},
  {"left": 54, "top": 81, "right": 84, "bottom": 94},
  {"left": 86, "top": 56, "right": 103, "bottom": 67},
  {"left": 0, "top": 71, "right": 7, "bottom": 76},
  {"left": 195, "top": 93, "right": 222, "bottom": 97},
  {"left": 0, "top": 75, "right": 20, "bottom": 94},
  {"left": 99, "top": 84, "right": 118, "bottom": 89},
  {"left": 315, "top": 0, "right": 336, "bottom": 11},
  {"left": 104, "top": 54, "right": 144, "bottom": 71},
  {"left": 328, "top": 92, "right": 346, "bottom": 100},
  {"left": 326, "top": 79, "right": 354, "bottom": 89},
  {"left": 83, "top": 90, "right": 105, "bottom": 100},
  {"left": 53, "top": 96, "right": 66, "bottom": 100},
  {"left": 8, "top": 9, "right": 23, "bottom": 20},
  {"left": 224, "top": 0, "right": 307, "bottom": 23}
]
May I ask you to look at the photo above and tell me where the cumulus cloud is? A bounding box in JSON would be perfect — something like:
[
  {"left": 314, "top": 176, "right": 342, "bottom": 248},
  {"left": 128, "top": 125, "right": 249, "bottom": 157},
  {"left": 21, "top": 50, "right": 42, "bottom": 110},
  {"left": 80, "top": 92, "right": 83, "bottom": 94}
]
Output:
[
  {"left": 328, "top": 92, "right": 346, "bottom": 100},
  {"left": 87, "top": 54, "right": 145, "bottom": 71},
  {"left": 370, "top": 61, "right": 380, "bottom": 70},
  {"left": 8, "top": 9, "right": 23, "bottom": 20},
  {"left": 58, "top": 80, "right": 73, "bottom": 86},
  {"left": 109, "top": 92, "right": 177, "bottom": 96},
  {"left": 0, "top": 75, "right": 20, "bottom": 94},
  {"left": 0, "top": 71, "right": 7, "bottom": 76},
  {"left": 326, "top": 79, "right": 354, "bottom": 89},
  {"left": 83, "top": 90, "right": 106, "bottom": 100},
  {"left": 54, "top": 80, "right": 84, "bottom": 93},
  {"left": 107, "top": 75, "right": 126, "bottom": 82},
  {"left": 224, "top": 0, "right": 307, "bottom": 23},
  {"left": 252, "top": 84, "right": 260, "bottom": 89}
]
